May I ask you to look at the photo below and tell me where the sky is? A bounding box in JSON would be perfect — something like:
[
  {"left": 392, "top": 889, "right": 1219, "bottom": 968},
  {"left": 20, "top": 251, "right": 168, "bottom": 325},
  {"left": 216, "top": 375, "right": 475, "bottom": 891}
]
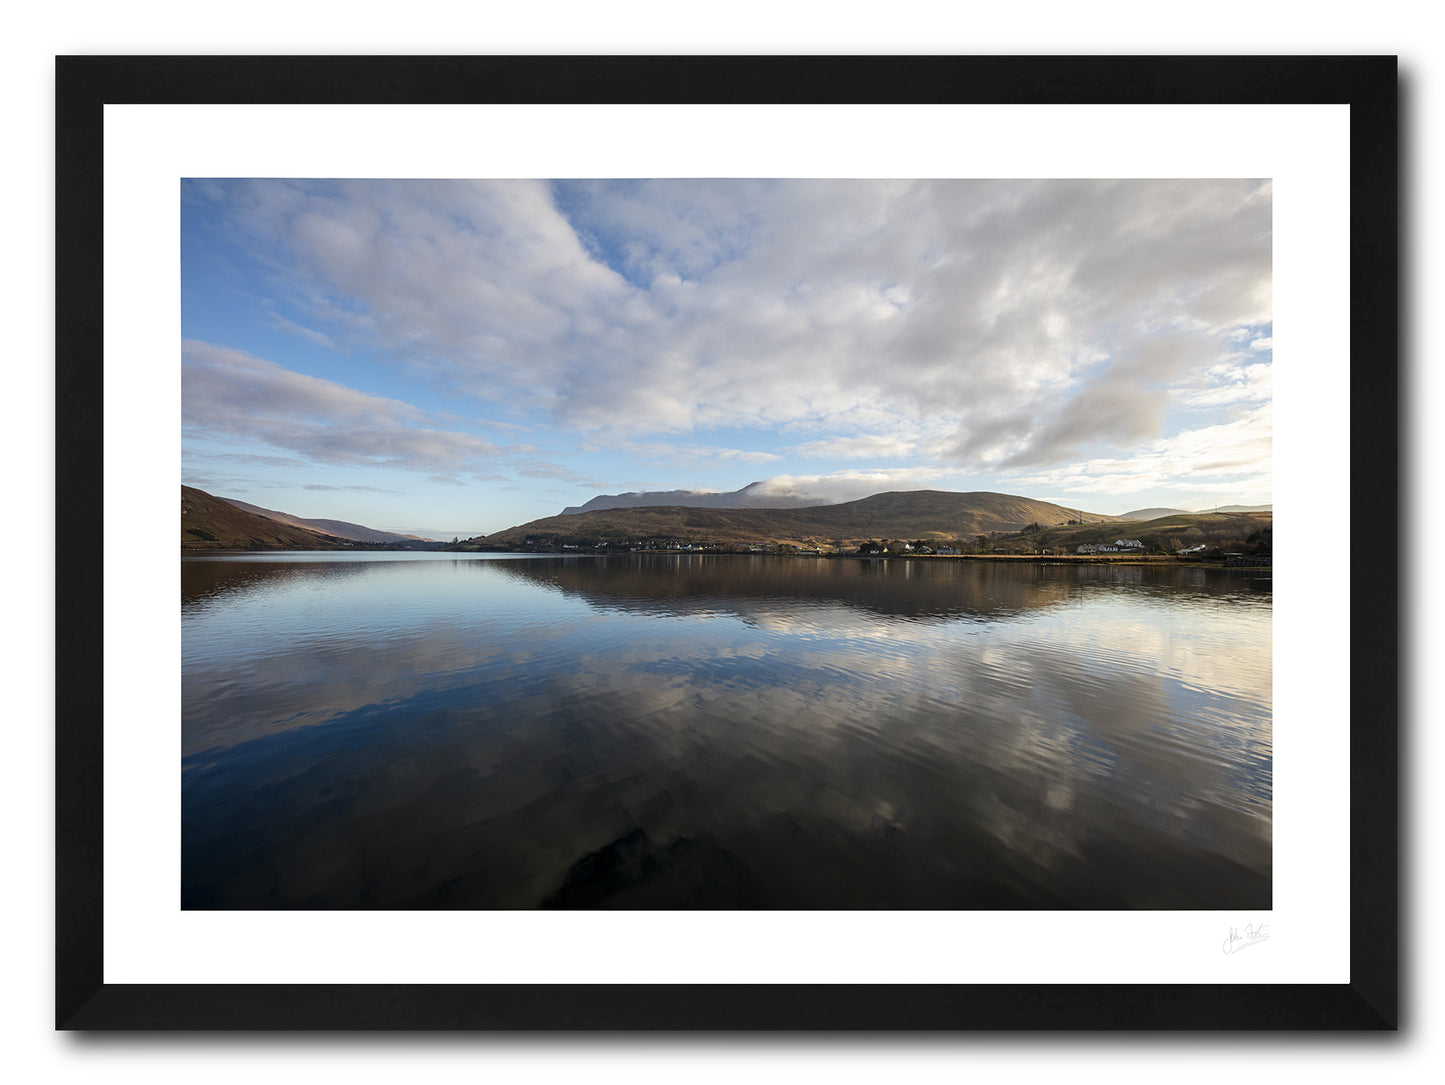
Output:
[{"left": 181, "top": 178, "right": 1272, "bottom": 539}]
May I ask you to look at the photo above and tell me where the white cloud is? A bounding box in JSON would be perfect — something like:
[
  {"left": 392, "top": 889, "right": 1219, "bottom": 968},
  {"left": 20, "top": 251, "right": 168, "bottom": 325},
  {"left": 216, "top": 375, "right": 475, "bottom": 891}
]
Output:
[
  {"left": 193, "top": 178, "right": 1272, "bottom": 483},
  {"left": 752, "top": 468, "right": 966, "bottom": 504},
  {"left": 182, "top": 340, "right": 505, "bottom": 472},
  {"left": 1002, "top": 407, "right": 1273, "bottom": 498},
  {"left": 264, "top": 311, "right": 338, "bottom": 352},
  {"left": 1171, "top": 361, "right": 1273, "bottom": 409},
  {"left": 792, "top": 434, "right": 919, "bottom": 460},
  {"left": 513, "top": 462, "right": 608, "bottom": 486},
  {"left": 605, "top": 439, "right": 785, "bottom": 466}
]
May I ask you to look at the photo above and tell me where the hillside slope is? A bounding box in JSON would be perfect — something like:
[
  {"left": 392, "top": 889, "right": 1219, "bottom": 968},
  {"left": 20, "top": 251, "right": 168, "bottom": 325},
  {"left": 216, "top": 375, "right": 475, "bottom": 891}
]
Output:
[
  {"left": 220, "top": 496, "right": 427, "bottom": 543},
  {"left": 1117, "top": 507, "right": 1190, "bottom": 520},
  {"left": 1010, "top": 511, "right": 1273, "bottom": 554},
  {"left": 181, "top": 486, "right": 350, "bottom": 550},
  {"left": 482, "top": 490, "right": 1124, "bottom": 549}
]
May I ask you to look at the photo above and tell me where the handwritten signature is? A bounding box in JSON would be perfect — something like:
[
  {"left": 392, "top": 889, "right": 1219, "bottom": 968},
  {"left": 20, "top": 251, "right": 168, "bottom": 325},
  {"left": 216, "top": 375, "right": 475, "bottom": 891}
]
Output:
[{"left": 1222, "top": 922, "right": 1270, "bottom": 955}]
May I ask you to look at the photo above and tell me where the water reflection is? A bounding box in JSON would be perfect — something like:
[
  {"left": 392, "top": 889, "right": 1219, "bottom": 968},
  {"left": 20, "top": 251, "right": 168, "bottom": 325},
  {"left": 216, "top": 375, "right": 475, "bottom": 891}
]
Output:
[{"left": 182, "top": 554, "right": 1271, "bottom": 909}]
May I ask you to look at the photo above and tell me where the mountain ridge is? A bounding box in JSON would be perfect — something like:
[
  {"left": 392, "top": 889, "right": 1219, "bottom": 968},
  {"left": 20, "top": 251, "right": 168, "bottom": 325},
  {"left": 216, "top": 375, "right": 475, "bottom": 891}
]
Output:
[
  {"left": 568, "top": 487, "right": 1272, "bottom": 521},
  {"left": 562, "top": 480, "right": 832, "bottom": 515},
  {"left": 219, "top": 496, "right": 430, "bottom": 543},
  {"left": 481, "top": 489, "right": 1126, "bottom": 549},
  {"left": 182, "top": 486, "right": 351, "bottom": 550},
  {"left": 1117, "top": 507, "right": 1191, "bottom": 521}
]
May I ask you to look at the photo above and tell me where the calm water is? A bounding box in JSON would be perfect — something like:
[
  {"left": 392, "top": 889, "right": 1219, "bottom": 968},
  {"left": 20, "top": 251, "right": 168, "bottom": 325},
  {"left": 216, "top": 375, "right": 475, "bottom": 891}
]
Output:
[{"left": 181, "top": 553, "right": 1271, "bottom": 909}]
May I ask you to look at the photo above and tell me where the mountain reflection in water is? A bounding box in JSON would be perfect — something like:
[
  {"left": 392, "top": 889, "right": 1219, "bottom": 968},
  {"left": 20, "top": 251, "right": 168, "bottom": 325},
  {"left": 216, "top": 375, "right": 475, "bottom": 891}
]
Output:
[{"left": 182, "top": 553, "right": 1271, "bottom": 909}]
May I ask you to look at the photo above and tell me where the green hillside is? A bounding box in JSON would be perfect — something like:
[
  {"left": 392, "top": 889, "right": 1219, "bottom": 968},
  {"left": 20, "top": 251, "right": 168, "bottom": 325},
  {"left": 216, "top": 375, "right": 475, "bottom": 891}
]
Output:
[
  {"left": 474, "top": 490, "right": 1125, "bottom": 550},
  {"left": 181, "top": 485, "right": 350, "bottom": 550},
  {"left": 1003, "top": 511, "right": 1273, "bottom": 555}
]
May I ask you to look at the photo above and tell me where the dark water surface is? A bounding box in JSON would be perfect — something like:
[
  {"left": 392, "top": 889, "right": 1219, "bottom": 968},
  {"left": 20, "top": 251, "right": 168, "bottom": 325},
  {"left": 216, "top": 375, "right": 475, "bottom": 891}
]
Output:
[{"left": 182, "top": 553, "right": 1271, "bottom": 909}]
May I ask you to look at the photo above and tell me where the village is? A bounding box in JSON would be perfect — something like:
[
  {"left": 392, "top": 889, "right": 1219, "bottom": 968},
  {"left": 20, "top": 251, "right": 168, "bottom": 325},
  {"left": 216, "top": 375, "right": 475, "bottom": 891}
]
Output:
[{"left": 514, "top": 533, "right": 1269, "bottom": 565}]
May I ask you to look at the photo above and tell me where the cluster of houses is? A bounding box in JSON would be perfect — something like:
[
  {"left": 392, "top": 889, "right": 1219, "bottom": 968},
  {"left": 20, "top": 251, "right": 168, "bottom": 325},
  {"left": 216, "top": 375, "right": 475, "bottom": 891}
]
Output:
[
  {"left": 545, "top": 538, "right": 722, "bottom": 552},
  {"left": 1073, "top": 539, "right": 1242, "bottom": 559},
  {"left": 857, "top": 543, "right": 962, "bottom": 556},
  {"left": 1076, "top": 538, "right": 1145, "bottom": 555}
]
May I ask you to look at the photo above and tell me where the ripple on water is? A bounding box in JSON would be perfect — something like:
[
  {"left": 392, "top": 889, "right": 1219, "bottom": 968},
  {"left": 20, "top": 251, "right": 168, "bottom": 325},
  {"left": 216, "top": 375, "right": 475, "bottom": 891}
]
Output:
[{"left": 182, "top": 555, "right": 1271, "bottom": 909}]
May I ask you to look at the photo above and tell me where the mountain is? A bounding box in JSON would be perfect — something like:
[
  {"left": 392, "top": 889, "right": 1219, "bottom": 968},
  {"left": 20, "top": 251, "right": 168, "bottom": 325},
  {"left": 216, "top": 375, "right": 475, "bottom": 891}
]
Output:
[
  {"left": 182, "top": 486, "right": 351, "bottom": 550},
  {"left": 482, "top": 490, "right": 1124, "bottom": 549},
  {"left": 220, "top": 496, "right": 429, "bottom": 544},
  {"left": 1118, "top": 503, "right": 1271, "bottom": 520},
  {"left": 562, "top": 480, "right": 832, "bottom": 515},
  {"left": 1117, "top": 507, "right": 1191, "bottom": 520}
]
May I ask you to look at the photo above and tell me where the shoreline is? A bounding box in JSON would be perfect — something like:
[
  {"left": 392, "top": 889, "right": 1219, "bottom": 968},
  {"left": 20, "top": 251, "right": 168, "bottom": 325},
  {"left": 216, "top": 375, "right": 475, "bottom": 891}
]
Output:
[{"left": 182, "top": 546, "right": 1269, "bottom": 570}]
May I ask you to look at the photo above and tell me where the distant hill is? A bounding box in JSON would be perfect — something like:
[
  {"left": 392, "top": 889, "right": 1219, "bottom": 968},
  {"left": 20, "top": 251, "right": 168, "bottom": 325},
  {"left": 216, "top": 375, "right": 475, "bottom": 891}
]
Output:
[
  {"left": 1117, "top": 507, "right": 1191, "bottom": 520},
  {"left": 481, "top": 490, "right": 1124, "bottom": 549},
  {"left": 182, "top": 486, "right": 350, "bottom": 550},
  {"left": 1011, "top": 511, "right": 1272, "bottom": 555},
  {"left": 562, "top": 480, "right": 831, "bottom": 515},
  {"left": 1118, "top": 504, "right": 1271, "bottom": 520},
  {"left": 220, "top": 496, "right": 428, "bottom": 544}
]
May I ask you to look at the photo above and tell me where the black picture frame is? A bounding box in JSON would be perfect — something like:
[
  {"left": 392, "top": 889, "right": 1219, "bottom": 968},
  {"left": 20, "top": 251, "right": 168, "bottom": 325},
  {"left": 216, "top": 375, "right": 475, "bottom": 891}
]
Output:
[{"left": 56, "top": 55, "right": 1398, "bottom": 1030}]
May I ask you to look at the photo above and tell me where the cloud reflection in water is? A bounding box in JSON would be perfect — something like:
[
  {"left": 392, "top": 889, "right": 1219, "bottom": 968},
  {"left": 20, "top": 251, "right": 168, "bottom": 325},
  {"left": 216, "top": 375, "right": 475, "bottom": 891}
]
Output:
[{"left": 182, "top": 554, "right": 1271, "bottom": 909}]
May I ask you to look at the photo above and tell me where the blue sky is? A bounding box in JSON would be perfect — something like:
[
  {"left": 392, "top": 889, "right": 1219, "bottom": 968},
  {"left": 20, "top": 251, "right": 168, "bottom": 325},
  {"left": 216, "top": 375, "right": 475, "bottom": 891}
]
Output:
[{"left": 181, "top": 178, "right": 1272, "bottom": 539}]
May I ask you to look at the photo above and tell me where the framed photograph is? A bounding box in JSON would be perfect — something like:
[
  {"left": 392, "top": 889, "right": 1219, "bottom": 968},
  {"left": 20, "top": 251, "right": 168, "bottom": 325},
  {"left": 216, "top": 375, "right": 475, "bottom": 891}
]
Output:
[{"left": 56, "top": 55, "right": 1397, "bottom": 1029}]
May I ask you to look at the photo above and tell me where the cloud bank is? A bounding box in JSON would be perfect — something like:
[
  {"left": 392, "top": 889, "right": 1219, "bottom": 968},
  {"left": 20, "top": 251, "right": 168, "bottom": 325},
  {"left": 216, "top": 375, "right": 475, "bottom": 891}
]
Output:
[
  {"left": 182, "top": 340, "right": 505, "bottom": 472},
  {"left": 183, "top": 178, "right": 1271, "bottom": 517}
]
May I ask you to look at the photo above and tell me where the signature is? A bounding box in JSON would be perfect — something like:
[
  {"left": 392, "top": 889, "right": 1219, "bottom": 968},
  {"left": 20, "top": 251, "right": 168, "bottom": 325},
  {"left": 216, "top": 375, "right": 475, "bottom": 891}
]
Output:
[{"left": 1222, "top": 922, "right": 1270, "bottom": 955}]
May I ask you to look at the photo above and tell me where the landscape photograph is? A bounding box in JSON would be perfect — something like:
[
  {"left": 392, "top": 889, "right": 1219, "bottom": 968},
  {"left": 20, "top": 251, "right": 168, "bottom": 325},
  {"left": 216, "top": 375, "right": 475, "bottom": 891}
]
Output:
[{"left": 181, "top": 177, "right": 1273, "bottom": 911}]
